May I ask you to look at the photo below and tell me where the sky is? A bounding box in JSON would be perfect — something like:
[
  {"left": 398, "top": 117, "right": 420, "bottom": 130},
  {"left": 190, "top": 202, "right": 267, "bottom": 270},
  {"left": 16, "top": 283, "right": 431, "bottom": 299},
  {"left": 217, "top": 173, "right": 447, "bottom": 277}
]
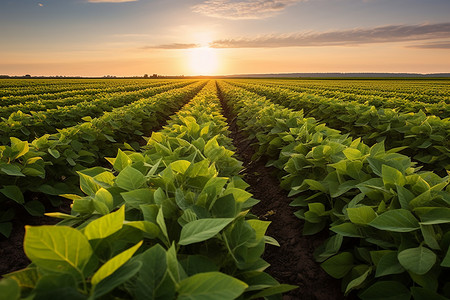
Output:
[{"left": 1, "top": 0, "right": 450, "bottom": 76}]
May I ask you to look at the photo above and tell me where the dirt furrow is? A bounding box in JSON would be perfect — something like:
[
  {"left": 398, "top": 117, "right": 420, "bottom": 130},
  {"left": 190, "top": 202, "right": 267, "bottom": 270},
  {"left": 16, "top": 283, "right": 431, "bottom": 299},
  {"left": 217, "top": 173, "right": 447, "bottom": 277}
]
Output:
[{"left": 216, "top": 82, "right": 347, "bottom": 300}]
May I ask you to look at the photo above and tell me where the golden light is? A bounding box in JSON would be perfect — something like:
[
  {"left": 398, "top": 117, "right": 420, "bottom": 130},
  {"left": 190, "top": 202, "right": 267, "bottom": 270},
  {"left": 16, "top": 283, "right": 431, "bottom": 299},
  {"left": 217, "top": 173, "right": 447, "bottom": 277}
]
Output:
[{"left": 187, "top": 47, "right": 219, "bottom": 75}]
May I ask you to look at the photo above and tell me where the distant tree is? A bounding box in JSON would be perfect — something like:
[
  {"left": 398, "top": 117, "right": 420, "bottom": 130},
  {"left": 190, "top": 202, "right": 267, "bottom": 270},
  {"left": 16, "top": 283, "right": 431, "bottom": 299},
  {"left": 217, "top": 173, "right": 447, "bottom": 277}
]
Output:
[{"left": 144, "top": 74, "right": 149, "bottom": 78}]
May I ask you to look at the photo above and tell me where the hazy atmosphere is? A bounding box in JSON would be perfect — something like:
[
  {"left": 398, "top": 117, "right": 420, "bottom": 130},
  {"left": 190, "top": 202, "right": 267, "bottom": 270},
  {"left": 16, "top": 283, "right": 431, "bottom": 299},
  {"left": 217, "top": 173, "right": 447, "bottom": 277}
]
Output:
[{"left": 1, "top": 0, "right": 450, "bottom": 76}]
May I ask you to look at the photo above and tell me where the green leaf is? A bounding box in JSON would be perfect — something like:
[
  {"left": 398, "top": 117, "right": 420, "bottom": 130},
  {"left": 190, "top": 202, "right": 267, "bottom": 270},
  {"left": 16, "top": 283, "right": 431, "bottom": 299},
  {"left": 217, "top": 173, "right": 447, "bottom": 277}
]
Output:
[
  {"left": 223, "top": 188, "right": 252, "bottom": 204},
  {"left": 91, "top": 240, "right": 143, "bottom": 287},
  {"left": 369, "top": 209, "right": 420, "bottom": 232},
  {"left": 93, "top": 188, "right": 114, "bottom": 215},
  {"left": 113, "top": 149, "right": 132, "bottom": 172},
  {"left": 48, "top": 148, "right": 60, "bottom": 159},
  {"left": 345, "top": 265, "right": 371, "bottom": 294},
  {"left": 0, "top": 222, "right": 13, "bottom": 238},
  {"left": 24, "top": 226, "right": 93, "bottom": 277},
  {"left": 247, "top": 220, "right": 271, "bottom": 241},
  {"left": 0, "top": 185, "right": 24, "bottom": 204},
  {"left": 121, "top": 189, "right": 153, "bottom": 208},
  {"left": 44, "top": 212, "right": 77, "bottom": 220},
  {"left": 134, "top": 244, "right": 172, "bottom": 300},
  {"left": 398, "top": 246, "right": 436, "bottom": 275},
  {"left": 331, "top": 223, "right": 362, "bottom": 238},
  {"left": 314, "top": 234, "right": 343, "bottom": 262},
  {"left": 157, "top": 208, "right": 169, "bottom": 243},
  {"left": 166, "top": 243, "right": 186, "bottom": 283},
  {"left": 396, "top": 185, "right": 414, "bottom": 210},
  {"left": 179, "top": 218, "right": 234, "bottom": 245},
  {"left": 359, "top": 281, "right": 410, "bottom": 300},
  {"left": 419, "top": 208, "right": 450, "bottom": 225},
  {"left": 303, "top": 179, "right": 326, "bottom": 192},
  {"left": 169, "top": 160, "right": 191, "bottom": 174},
  {"left": 3, "top": 268, "right": 39, "bottom": 289},
  {"left": 10, "top": 137, "right": 29, "bottom": 159},
  {"left": 375, "top": 252, "right": 405, "bottom": 277},
  {"left": 0, "top": 164, "right": 24, "bottom": 177},
  {"left": 32, "top": 274, "right": 83, "bottom": 300},
  {"left": 115, "top": 166, "right": 146, "bottom": 191},
  {"left": 0, "top": 277, "right": 20, "bottom": 300},
  {"left": 347, "top": 206, "right": 377, "bottom": 225},
  {"left": 382, "top": 165, "right": 405, "bottom": 187},
  {"left": 78, "top": 172, "right": 101, "bottom": 197},
  {"left": 93, "top": 261, "right": 142, "bottom": 299},
  {"left": 321, "top": 252, "right": 354, "bottom": 279},
  {"left": 24, "top": 200, "right": 45, "bottom": 216},
  {"left": 124, "top": 221, "right": 159, "bottom": 238},
  {"left": 343, "top": 148, "right": 362, "bottom": 160},
  {"left": 248, "top": 284, "right": 298, "bottom": 299},
  {"left": 84, "top": 206, "right": 124, "bottom": 240},
  {"left": 420, "top": 224, "right": 440, "bottom": 250},
  {"left": 177, "top": 272, "right": 247, "bottom": 300}
]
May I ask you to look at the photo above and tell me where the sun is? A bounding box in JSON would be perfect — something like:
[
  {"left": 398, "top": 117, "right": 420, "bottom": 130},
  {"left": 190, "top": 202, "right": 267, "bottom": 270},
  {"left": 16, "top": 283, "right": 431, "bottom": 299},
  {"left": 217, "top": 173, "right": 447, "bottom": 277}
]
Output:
[{"left": 188, "top": 47, "right": 219, "bottom": 75}]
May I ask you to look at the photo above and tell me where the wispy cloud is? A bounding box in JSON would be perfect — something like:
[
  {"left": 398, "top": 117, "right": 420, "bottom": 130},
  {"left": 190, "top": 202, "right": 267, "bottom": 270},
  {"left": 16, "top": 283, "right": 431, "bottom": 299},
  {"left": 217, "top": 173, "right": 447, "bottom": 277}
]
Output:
[
  {"left": 407, "top": 41, "right": 450, "bottom": 49},
  {"left": 209, "top": 22, "right": 450, "bottom": 48},
  {"left": 87, "top": 0, "right": 138, "bottom": 3},
  {"left": 192, "top": 0, "right": 302, "bottom": 20},
  {"left": 142, "top": 43, "right": 201, "bottom": 50}
]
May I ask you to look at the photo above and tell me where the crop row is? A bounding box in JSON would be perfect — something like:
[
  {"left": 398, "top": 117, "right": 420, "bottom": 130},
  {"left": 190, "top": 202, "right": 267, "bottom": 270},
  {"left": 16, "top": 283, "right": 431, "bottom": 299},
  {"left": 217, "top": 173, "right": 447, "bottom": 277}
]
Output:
[
  {"left": 0, "top": 81, "right": 195, "bottom": 143},
  {"left": 227, "top": 80, "right": 450, "bottom": 173},
  {"left": 0, "top": 80, "right": 294, "bottom": 299},
  {"left": 0, "top": 79, "right": 135, "bottom": 98},
  {"left": 0, "top": 81, "right": 206, "bottom": 238},
  {"left": 253, "top": 80, "right": 450, "bottom": 116},
  {"left": 257, "top": 79, "right": 450, "bottom": 104},
  {"left": 0, "top": 80, "right": 173, "bottom": 109},
  {"left": 217, "top": 81, "right": 450, "bottom": 300}
]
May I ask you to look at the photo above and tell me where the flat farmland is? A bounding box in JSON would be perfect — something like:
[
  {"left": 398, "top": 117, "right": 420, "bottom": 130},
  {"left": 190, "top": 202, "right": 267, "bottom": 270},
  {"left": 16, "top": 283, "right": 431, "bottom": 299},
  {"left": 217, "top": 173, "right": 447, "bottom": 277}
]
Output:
[{"left": 0, "top": 78, "right": 449, "bottom": 300}]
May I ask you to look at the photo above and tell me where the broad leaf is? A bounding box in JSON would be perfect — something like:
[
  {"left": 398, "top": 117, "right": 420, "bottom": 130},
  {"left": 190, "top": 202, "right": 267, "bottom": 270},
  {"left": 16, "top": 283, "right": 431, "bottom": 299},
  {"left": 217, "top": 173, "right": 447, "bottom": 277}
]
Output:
[
  {"left": 0, "top": 185, "right": 24, "bottom": 204},
  {"left": 0, "top": 277, "right": 20, "bottom": 300},
  {"left": 321, "top": 252, "right": 354, "bottom": 279},
  {"left": 177, "top": 272, "right": 247, "bottom": 300},
  {"left": 369, "top": 209, "right": 419, "bottom": 232},
  {"left": 375, "top": 252, "right": 404, "bottom": 277},
  {"left": 91, "top": 240, "right": 143, "bottom": 287},
  {"left": 397, "top": 246, "right": 436, "bottom": 275},
  {"left": 179, "top": 218, "right": 234, "bottom": 245},
  {"left": 382, "top": 165, "right": 405, "bottom": 187},
  {"left": 84, "top": 206, "right": 125, "bottom": 240},
  {"left": 347, "top": 206, "right": 377, "bottom": 225},
  {"left": 24, "top": 226, "right": 93, "bottom": 277},
  {"left": 115, "top": 166, "right": 146, "bottom": 191}
]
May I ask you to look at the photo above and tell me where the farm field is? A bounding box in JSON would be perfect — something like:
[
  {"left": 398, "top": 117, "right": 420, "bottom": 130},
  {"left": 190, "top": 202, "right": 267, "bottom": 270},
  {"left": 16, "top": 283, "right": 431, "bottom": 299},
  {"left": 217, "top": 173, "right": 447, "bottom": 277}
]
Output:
[{"left": 0, "top": 78, "right": 449, "bottom": 300}]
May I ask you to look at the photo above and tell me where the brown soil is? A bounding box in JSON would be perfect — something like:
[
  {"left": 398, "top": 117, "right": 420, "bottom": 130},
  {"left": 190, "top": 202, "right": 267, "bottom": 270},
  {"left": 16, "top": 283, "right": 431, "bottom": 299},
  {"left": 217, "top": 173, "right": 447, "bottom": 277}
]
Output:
[
  {"left": 0, "top": 196, "right": 71, "bottom": 277},
  {"left": 217, "top": 84, "right": 353, "bottom": 300}
]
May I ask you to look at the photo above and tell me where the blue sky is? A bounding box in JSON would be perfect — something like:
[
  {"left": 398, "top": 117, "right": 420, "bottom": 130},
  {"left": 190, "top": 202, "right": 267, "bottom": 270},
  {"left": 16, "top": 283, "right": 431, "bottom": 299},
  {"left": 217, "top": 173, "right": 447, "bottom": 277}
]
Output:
[{"left": 1, "top": 0, "right": 449, "bottom": 75}]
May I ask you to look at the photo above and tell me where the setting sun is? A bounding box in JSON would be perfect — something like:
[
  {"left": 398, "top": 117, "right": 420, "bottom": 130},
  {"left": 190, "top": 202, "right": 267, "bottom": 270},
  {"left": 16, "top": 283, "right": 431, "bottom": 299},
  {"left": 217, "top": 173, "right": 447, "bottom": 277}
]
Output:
[{"left": 187, "top": 47, "right": 219, "bottom": 75}]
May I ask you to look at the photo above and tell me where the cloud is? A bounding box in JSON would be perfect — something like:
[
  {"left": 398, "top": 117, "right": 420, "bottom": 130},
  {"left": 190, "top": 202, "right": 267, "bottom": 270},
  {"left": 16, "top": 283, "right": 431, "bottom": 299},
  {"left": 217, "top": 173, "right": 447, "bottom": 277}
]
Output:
[
  {"left": 192, "top": 0, "right": 302, "bottom": 20},
  {"left": 209, "top": 22, "right": 450, "bottom": 48},
  {"left": 38, "top": 3, "right": 44, "bottom": 6},
  {"left": 87, "top": 0, "right": 138, "bottom": 3},
  {"left": 407, "top": 41, "right": 450, "bottom": 49},
  {"left": 142, "top": 43, "right": 201, "bottom": 50}
]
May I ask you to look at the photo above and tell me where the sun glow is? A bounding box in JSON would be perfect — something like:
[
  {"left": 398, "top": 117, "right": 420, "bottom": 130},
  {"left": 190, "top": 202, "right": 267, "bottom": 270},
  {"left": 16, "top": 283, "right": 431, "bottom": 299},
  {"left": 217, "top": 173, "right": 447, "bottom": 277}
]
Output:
[{"left": 188, "top": 47, "right": 219, "bottom": 75}]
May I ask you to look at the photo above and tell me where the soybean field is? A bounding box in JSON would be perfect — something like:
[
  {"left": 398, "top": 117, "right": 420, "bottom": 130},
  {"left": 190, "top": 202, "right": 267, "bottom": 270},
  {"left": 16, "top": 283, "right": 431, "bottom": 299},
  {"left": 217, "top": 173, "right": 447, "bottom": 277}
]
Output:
[{"left": 0, "top": 78, "right": 449, "bottom": 300}]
